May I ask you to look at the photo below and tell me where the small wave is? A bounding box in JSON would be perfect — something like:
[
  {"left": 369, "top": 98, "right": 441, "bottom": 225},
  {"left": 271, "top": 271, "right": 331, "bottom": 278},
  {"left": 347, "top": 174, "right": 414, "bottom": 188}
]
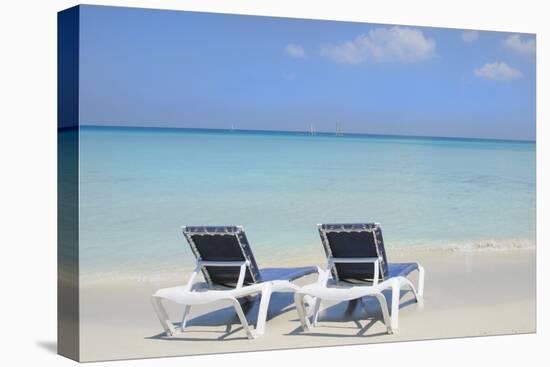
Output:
[
  {"left": 445, "top": 239, "right": 535, "bottom": 252},
  {"left": 80, "top": 268, "right": 194, "bottom": 286},
  {"left": 391, "top": 238, "right": 535, "bottom": 253}
]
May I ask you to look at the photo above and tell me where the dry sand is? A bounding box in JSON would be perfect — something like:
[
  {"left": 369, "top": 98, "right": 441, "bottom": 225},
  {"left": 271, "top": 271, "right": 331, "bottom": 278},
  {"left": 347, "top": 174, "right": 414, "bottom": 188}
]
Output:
[{"left": 79, "top": 249, "right": 535, "bottom": 362}]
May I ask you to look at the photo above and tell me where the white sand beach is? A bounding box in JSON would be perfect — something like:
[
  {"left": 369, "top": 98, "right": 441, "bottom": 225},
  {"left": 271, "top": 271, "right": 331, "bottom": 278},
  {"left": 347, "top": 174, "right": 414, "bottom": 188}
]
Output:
[{"left": 78, "top": 248, "right": 535, "bottom": 362}]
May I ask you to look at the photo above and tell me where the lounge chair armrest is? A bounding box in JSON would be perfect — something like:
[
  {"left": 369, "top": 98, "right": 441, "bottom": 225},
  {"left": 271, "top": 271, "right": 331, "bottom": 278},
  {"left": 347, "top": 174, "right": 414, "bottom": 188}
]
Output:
[
  {"left": 196, "top": 260, "right": 250, "bottom": 289},
  {"left": 186, "top": 260, "right": 250, "bottom": 290},
  {"left": 185, "top": 263, "right": 202, "bottom": 291},
  {"left": 198, "top": 260, "right": 249, "bottom": 267},
  {"left": 315, "top": 266, "right": 332, "bottom": 286},
  {"left": 331, "top": 257, "right": 380, "bottom": 264},
  {"left": 327, "top": 257, "right": 382, "bottom": 285}
]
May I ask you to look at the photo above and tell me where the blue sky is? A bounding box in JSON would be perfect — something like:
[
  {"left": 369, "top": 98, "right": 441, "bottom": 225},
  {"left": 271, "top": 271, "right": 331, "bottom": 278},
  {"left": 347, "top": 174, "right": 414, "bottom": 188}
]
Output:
[{"left": 79, "top": 5, "right": 536, "bottom": 140}]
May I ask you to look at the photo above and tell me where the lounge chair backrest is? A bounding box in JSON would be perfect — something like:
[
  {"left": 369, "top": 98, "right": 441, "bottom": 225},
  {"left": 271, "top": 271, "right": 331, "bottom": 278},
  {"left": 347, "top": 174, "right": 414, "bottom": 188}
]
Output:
[
  {"left": 318, "top": 223, "right": 389, "bottom": 283},
  {"left": 183, "top": 226, "right": 262, "bottom": 287}
]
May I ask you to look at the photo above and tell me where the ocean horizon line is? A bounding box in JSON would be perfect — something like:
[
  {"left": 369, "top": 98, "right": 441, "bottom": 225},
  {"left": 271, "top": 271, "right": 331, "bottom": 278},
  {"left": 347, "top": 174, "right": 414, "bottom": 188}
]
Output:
[{"left": 77, "top": 124, "right": 536, "bottom": 144}]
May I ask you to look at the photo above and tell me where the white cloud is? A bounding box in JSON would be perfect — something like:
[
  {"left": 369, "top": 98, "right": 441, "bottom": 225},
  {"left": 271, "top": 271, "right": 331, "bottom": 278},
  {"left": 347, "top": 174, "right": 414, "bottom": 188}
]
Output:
[
  {"left": 503, "top": 34, "right": 535, "bottom": 55},
  {"left": 285, "top": 43, "right": 306, "bottom": 58},
  {"left": 462, "top": 30, "right": 479, "bottom": 43},
  {"left": 320, "top": 26, "right": 436, "bottom": 64},
  {"left": 474, "top": 62, "right": 522, "bottom": 81}
]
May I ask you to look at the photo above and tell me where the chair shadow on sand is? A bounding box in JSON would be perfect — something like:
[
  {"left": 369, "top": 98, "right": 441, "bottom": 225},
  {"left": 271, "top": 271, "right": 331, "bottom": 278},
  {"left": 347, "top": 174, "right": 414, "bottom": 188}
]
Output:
[
  {"left": 147, "top": 288, "right": 420, "bottom": 341},
  {"left": 146, "top": 292, "right": 299, "bottom": 341},
  {"left": 287, "top": 288, "right": 421, "bottom": 338}
]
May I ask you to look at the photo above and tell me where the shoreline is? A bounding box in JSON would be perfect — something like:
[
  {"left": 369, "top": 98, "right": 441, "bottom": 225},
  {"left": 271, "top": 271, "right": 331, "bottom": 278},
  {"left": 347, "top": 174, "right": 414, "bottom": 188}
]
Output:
[{"left": 78, "top": 242, "right": 536, "bottom": 286}]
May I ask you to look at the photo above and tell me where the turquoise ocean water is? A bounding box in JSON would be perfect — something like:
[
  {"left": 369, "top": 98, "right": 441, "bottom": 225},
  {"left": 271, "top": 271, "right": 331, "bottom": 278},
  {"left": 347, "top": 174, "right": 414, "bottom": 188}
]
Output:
[{"left": 78, "top": 126, "right": 535, "bottom": 281}]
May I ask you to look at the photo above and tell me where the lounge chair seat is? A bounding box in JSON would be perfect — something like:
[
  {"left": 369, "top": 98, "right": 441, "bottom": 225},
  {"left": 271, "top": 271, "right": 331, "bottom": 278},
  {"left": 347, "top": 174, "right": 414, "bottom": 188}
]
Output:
[
  {"left": 388, "top": 263, "right": 420, "bottom": 278},
  {"left": 154, "top": 266, "right": 316, "bottom": 305}
]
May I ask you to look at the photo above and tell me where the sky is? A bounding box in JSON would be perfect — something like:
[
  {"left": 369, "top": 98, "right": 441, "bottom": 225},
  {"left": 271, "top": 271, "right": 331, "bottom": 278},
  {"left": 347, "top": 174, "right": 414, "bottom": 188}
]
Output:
[{"left": 79, "top": 5, "right": 536, "bottom": 141}]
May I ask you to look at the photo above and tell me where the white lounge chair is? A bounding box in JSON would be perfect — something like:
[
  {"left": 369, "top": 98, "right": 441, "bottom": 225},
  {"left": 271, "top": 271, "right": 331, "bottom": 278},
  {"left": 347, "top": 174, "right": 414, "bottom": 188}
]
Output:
[
  {"left": 152, "top": 226, "right": 317, "bottom": 339},
  {"left": 294, "top": 223, "right": 425, "bottom": 334}
]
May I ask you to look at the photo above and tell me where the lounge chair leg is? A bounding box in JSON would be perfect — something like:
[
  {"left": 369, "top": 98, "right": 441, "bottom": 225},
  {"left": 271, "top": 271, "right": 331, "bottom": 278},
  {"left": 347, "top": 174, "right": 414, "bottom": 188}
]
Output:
[
  {"left": 417, "top": 265, "right": 425, "bottom": 299},
  {"left": 294, "top": 293, "right": 311, "bottom": 331},
  {"left": 400, "top": 277, "right": 419, "bottom": 303},
  {"left": 180, "top": 305, "right": 191, "bottom": 331},
  {"left": 151, "top": 296, "right": 177, "bottom": 336},
  {"left": 390, "top": 280, "right": 400, "bottom": 330},
  {"left": 255, "top": 283, "right": 273, "bottom": 336},
  {"left": 371, "top": 293, "right": 393, "bottom": 334},
  {"left": 311, "top": 297, "right": 322, "bottom": 326},
  {"left": 228, "top": 298, "right": 255, "bottom": 340},
  {"left": 303, "top": 295, "right": 316, "bottom": 312}
]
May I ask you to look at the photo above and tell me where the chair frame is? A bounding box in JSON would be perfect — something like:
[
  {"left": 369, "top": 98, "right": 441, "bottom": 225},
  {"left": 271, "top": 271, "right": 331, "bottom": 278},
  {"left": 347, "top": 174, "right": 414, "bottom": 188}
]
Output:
[
  {"left": 152, "top": 226, "right": 314, "bottom": 339},
  {"left": 294, "top": 223, "right": 425, "bottom": 333}
]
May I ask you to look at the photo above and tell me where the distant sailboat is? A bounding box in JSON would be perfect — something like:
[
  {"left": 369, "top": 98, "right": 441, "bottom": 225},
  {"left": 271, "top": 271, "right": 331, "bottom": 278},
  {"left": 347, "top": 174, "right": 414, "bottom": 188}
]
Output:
[
  {"left": 309, "top": 123, "right": 316, "bottom": 136},
  {"left": 231, "top": 124, "right": 235, "bottom": 132},
  {"left": 336, "top": 122, "right": 344, "bottom": 136}
]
